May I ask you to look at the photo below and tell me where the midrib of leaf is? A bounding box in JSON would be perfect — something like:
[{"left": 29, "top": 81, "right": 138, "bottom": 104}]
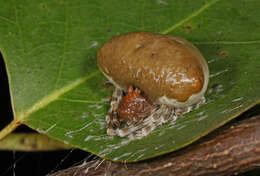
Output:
[
  {"left": 0, "top": 71, "right": 100, "bottom": 139},
  {"left": 0, "top": 0, "right": 222, "bottom": 139},
  {"left": 15, "top": 71, "right": 100, "bottom": 120}
]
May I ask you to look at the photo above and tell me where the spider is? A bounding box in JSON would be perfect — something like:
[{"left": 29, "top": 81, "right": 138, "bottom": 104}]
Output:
[
  {"left": 106, "top": 85, "right": 205, "bottom": 139},
  {"left": 98, "top": 32, "right": 209, "bottom": 139}
]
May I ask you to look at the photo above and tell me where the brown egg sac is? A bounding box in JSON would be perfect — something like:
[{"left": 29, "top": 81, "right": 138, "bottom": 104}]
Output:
[
  {"left": 98, "top": 32, "right": 208, "bottom": 107},
  {"left": 98, "top": 32, "right": 209, "bottom": 138}
]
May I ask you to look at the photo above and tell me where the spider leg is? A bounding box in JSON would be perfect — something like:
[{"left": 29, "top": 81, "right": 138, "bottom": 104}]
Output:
[
  {"left": 133, "top": 105, "right": 177, "bottom": 138},
  {"left": 106, "top": 88, "right": 122, "bottom": 136},
  {"left": 175, "top": 96, "right": 206, "bottom": 116},
  {"left": 109, "top": 95, "right": 206, "bottom": 138},
  {"left": 193, "top": 96, "right": 206, "bottom": 109},
  {"left": 115, "top": 105, "right": 177, "bottom": 138},
  {"left": 114, "top": 108, "right": 157, "bottom": 137}
]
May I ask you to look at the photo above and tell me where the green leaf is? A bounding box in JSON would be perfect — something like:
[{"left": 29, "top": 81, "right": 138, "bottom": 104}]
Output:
[
  {"left": 0, "top": 0, "right": 259, "bottom": 162},
  {"left": 0, "top": 133, "right": 71, "bottom": 151}
]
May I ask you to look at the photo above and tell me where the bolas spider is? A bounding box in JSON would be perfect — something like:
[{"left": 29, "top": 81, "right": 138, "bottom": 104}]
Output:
[{"left": 97, "top": 32, "right": 209, "bottom": 139}]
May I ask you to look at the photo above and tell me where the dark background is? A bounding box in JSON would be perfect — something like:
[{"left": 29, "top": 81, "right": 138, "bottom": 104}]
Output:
[{"left": 0, "top": 53, "right": 259, "bottom": 175}]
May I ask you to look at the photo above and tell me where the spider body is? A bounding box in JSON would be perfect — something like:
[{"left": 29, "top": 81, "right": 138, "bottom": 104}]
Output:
[
  {"left": 117, "top": 86, "right": 153, "bottom": 120},
  {"left": 98, "top": 32, "right": 209, "bottom": 138}
]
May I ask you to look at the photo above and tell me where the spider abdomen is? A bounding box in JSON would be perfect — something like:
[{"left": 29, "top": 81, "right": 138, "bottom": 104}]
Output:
[
  {"left": 98, "top": 32, "right": 209, "bottom": 108},
  {"left": 98, "top": 32, "right": 209, "bottom": 138}
]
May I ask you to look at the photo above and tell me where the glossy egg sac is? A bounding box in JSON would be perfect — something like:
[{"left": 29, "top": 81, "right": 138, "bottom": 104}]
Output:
[{"left": 98, "top": 32, "right": 209, "bottom": 138}]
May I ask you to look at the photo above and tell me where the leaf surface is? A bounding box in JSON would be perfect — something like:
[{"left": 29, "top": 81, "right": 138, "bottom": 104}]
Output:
[{"left": 0, "top": 0, "right": 259, "bottom": 162}]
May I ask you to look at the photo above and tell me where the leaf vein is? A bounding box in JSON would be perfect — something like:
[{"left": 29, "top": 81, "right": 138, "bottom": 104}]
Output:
[
  {"left": 58, "top": 98, "right": 107, "bottom": 104},
  {"left": 160, "top": 0, "right": 220, "bottom": 34},
  {"left": 13, "top": 0, "right": 27, "bottom": 116},
  {"left": 0, "top": 15, "right": 16, "bottom": 25},
  {"left": 17, "top": 71, "right": 100, "bottom": 121},
  {"left": 54, "top": 0, "right": 69, "bottom": 88}
]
